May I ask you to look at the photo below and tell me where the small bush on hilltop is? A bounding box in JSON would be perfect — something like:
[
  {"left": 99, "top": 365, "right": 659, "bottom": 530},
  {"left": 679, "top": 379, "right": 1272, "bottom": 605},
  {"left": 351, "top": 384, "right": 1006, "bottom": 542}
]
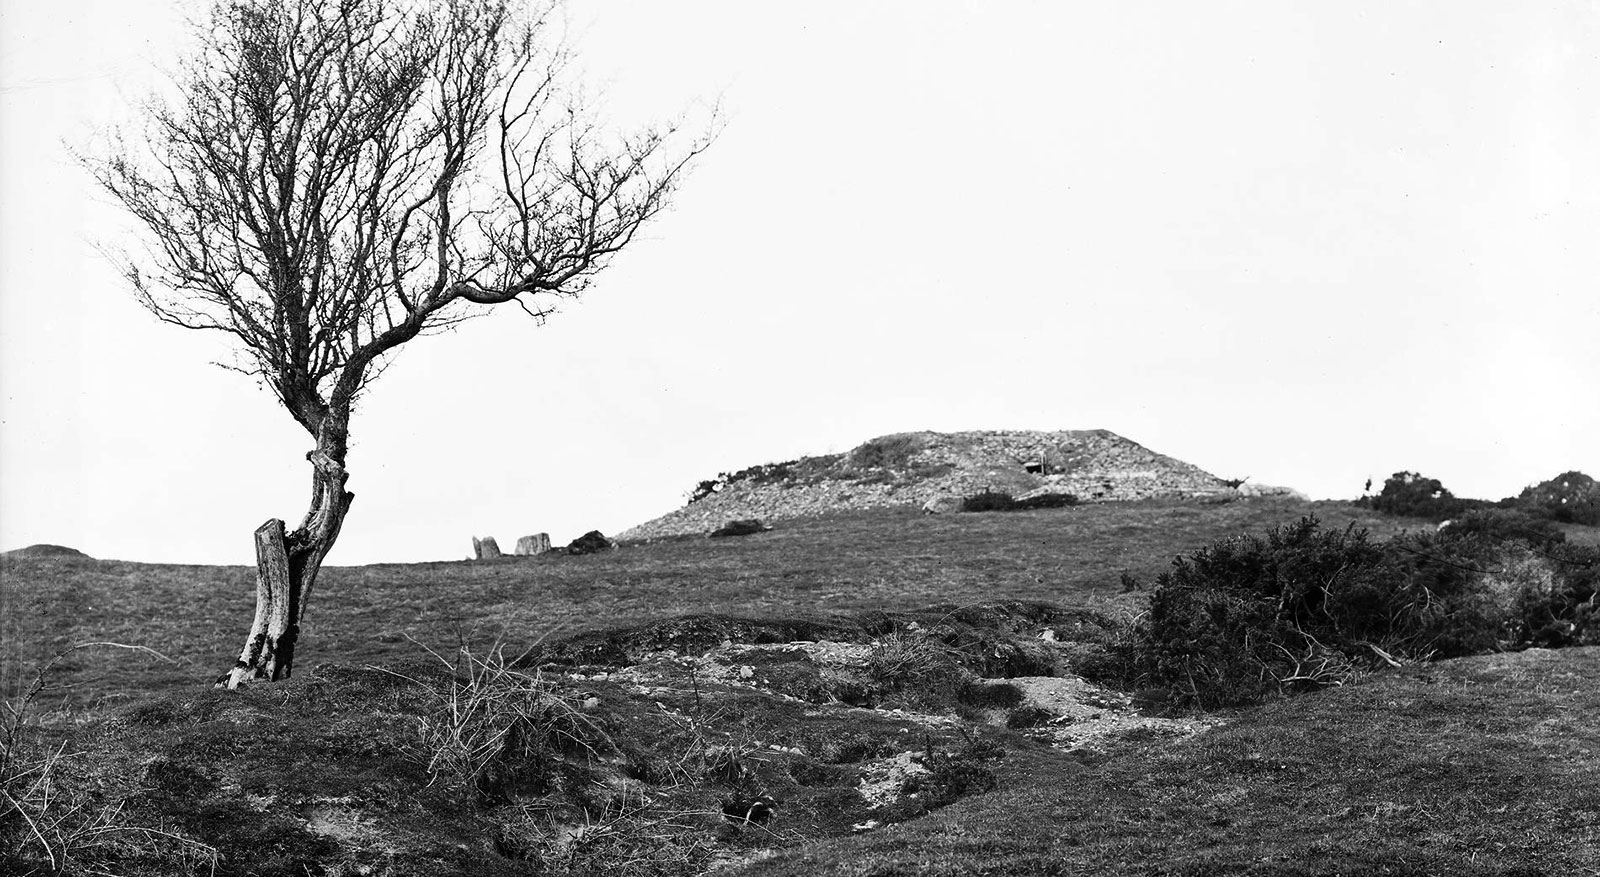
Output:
[
  {"left": 1371, "top": 471, "right": 1477, "bottom": 520},
  {"left": 1506, "top": 470, "right": 1600, "bottom": 526},
  {"left": 848, "top": 434, "right": 924, "bottom": 470},
  {"left": 686, "top": 455, "right": 846, "bottom": 503},
  {"left": 1127, "top": 516, "right": 1599, "bottom": 708}
]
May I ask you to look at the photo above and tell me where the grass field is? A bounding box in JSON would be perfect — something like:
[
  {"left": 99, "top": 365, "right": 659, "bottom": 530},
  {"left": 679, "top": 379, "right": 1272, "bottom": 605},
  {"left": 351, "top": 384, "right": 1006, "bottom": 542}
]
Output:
[
  {"left": 3, "top": 497, "right": 1596, "bottom": 876},
  {"left": 3, "top": 498, "right": 1415, "bottom": 713}
]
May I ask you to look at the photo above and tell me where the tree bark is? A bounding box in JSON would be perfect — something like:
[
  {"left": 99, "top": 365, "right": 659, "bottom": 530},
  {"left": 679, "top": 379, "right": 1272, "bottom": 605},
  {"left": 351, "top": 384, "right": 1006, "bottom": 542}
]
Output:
[{"left": 220, "top": 421, "right": 354, "bottom": 688}]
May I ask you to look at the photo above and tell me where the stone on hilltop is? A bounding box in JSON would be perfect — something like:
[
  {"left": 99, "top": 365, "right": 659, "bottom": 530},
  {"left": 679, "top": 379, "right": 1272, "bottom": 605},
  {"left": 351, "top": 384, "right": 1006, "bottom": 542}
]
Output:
[
  {"left": 472, "top": 536, "right": 502, "bottom": 560},
  {"left": 516, "top": 533, "right": 552, "bottom": 556},
  {"left": 1235, "top": 482, "right": 1309, "bottom": 500},
  {"left": 566, "top": 530, "right": 613, "bottom": 555},
  {"left": 709, "top": 519, "right": 770, "bottom": 538},
  {"left": 922, "top": 495, "right": 963, "bottom": 515}
]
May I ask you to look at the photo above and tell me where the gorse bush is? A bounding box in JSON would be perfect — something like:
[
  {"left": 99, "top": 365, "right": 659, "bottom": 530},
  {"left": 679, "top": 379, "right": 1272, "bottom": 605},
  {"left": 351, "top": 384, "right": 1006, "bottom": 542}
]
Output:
[
  {"left": 1508, "top": 470, "right": 1600, "bottom": 526},
  {"left": 1439, "top": 508, "right": 1565, "bottom": 550},
  {"left": 1371, "top": 471, "right": 1475, "bottom": 520},
  {"left": 1127, "top": 516, "right": 1599, "bottom": 708}
]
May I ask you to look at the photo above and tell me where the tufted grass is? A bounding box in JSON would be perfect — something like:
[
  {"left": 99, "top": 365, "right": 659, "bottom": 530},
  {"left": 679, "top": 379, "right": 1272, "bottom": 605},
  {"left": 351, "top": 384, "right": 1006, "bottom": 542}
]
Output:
[{"left": 1, "top": 498, "right": 1420, "bottom": 717}]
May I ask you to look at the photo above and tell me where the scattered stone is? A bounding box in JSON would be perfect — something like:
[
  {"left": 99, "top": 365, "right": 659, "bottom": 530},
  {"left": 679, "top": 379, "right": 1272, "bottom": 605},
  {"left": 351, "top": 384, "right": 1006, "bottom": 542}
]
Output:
[
  {"left": 621, "top": 429, "right": 1237, "bottom": 540},
  {"left": 921, "top": 495, "right": 962, "bottom": 515},
  {"left": 1235, "top": 482, "right": 1310, "bottom": 500},
  {"left": 565, "top": 530, "right": 613, "bottom": 555},
  {"left": 709, "top": 519, "right": 770, "bottom": 538},
  {"left": 515, "top": 533, "right": 552, "bottom": 555}
]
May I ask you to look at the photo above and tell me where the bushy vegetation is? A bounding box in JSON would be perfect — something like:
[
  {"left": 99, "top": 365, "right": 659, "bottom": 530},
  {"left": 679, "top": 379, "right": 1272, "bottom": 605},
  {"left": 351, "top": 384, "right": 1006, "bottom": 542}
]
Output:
[
  {"left": 960, "top": 491, "right": 1079, "bottom": 513},
  {"left": 687, "top": 455, "right": 847, "bottom": 502},
  {"left": 1369, "top": 471, "right": 1476, "bottom": 520},
  {"left": 1368, "top": 469, "right": 1600, "bottom": 529},
  {"left": 1125, "top": 515, "right": 1600, "bottom": 708},
  {"left": 1507, "top": 470, "right": 1600, "bottom": 526},
  {"left": 847, "top": 434, "right": 924, "bottom": 471}
]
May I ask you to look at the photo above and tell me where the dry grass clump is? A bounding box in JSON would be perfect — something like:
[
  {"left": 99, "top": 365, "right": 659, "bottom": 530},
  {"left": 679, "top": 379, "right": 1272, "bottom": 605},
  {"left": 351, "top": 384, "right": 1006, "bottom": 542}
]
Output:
[
  {"left": 380, "top": 638, "right": 610, "bottom": 804},
  {"left": 496, "top": 799, "right": 717, "bottom": 877},
  {"left": 2, "top": 643, "right": 216, "bottom": 875},
  {"left": 863, "top": 629, "right": 968, "bottom": 709}
]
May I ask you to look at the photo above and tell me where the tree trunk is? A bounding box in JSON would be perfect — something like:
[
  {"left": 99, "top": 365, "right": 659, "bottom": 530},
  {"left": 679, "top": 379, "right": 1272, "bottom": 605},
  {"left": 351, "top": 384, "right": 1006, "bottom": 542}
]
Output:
[{"left": 220, "top": 423, "right": 354, "bottom": 688}]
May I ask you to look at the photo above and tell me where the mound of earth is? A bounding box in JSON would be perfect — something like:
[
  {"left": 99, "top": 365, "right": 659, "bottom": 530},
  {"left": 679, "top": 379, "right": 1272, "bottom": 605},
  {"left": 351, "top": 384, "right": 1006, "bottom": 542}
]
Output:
[
  {"left": 621, "top": 429, "right": 1235, "bottom": 540},
  {"left": 1, "top": 543, "right": 92, "bottom": 559}
]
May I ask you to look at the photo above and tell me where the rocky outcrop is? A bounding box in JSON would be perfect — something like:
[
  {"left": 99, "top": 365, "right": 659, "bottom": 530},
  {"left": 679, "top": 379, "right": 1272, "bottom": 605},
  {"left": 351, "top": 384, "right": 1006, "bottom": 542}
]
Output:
[
  {"left": 566, "top": 530, "right": 613, "bottom": 555},
  {"left": 619, "top": 429, "right": 1235, "bottom": 541}
]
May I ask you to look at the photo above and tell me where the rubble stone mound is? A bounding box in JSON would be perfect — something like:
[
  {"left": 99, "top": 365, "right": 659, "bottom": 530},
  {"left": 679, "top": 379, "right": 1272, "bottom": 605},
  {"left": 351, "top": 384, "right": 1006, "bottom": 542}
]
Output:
[{"left": 620, "top": 429, "right": 1237, "bottom": 541}]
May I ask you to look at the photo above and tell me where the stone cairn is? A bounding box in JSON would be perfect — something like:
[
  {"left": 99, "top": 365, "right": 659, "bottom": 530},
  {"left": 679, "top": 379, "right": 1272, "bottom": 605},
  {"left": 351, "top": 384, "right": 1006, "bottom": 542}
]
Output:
[
  {"left": 515, "top": 533, "right": 553, "bottom": 555},
  {"left": 471, "top": 536, "right": 502, "bottom": 560}
]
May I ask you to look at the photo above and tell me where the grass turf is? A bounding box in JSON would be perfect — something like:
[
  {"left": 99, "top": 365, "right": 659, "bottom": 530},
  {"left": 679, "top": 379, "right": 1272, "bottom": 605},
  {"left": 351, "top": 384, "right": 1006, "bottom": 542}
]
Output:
[
  {"left": 732, "top": 647, "right": 1600, "bottom": 876},
  {"left": 3, "top": 499, "right": 1415, "bottom": 713}
]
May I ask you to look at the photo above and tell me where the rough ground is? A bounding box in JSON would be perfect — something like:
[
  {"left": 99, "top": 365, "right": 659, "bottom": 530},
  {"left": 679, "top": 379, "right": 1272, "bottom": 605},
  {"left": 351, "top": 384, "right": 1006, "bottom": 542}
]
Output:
[{"left": 1, "top": 602, "right": 1203, "bottom": 876}]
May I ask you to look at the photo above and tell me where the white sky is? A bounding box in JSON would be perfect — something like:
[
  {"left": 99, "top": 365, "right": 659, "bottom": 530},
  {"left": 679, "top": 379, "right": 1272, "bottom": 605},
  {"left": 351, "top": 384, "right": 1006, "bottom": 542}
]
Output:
[{"left": 1, "top": 1, "right": 1596, "bottom": 564}]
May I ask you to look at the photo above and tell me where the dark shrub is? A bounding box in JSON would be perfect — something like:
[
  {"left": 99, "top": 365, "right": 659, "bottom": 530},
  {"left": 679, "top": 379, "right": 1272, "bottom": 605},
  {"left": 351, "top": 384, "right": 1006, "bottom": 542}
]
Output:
[
  {"left": 1507, "top": 471, "right": 1600, "bottom": 526},
  {"left": 1439, "top": 509, "right": 1566, "bottom": 550},
  {"left": 960, "top": 491, "right": 1077, "bottom": 513},
  {"left": 1371, "top": 471, "right": 1474, "bottom": 520},
  {"left": 1127, "top": 517, "right": 1574, "bottom": 708},
  {"left": 960, "top": 491, "right": 1016, "bottom": 512},
  {"left": 708, "top": 519, "right": 769, "bottom": 539}
]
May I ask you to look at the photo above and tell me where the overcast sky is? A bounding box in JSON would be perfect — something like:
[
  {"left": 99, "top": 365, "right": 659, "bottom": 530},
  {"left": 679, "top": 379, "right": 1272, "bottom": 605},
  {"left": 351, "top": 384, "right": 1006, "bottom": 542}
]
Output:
[{"left": 2, "top": 1, "right": 1596, "bottom": 565}]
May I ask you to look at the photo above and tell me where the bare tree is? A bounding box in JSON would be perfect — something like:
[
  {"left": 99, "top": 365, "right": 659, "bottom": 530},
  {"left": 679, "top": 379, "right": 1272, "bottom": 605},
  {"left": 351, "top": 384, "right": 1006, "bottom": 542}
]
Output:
[{"left": 86, "top": 0, "right": 712, "bottom": 687}]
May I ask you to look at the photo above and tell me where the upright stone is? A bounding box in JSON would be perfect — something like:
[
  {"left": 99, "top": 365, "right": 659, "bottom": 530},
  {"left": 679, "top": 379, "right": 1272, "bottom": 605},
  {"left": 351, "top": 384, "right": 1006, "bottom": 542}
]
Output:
[
  {"left": 516, "top": 533, "right": 552, "bottom": 555},
  {"left": 474, "top": 536, "right": 502, "bottom": 559},
  {"left": 472, "top": 536, "right": 483, "bottom": 559}
]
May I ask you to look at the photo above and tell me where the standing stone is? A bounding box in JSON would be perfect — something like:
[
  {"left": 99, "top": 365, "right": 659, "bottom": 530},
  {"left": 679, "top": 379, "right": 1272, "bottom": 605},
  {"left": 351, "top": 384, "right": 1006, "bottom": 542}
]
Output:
[
  {"left": 516, "top": 533, "right": 552, "bottom": 556},
  {"left": 473, "top": 536, "right": 502, "bottom": 560}
]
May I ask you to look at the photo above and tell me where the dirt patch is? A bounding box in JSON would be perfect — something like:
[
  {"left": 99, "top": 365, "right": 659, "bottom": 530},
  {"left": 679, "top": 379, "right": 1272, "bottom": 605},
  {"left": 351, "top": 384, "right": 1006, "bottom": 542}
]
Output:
[{"left": 999, "top": 676, "right": 1222, "bottom": 750}]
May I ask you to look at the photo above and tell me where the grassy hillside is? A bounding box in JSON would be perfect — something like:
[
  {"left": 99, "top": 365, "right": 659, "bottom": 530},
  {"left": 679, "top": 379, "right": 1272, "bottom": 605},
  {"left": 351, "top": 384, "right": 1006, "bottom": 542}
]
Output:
[
  {"left": 735, "top": 646, "right": 1600, "bottom": 876},
  {"left": 3, "top": 497, "right": 1595, "bottom": 876},
  {"left": 4, "top": 498, "right": 1412, "bottom": 713}
]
